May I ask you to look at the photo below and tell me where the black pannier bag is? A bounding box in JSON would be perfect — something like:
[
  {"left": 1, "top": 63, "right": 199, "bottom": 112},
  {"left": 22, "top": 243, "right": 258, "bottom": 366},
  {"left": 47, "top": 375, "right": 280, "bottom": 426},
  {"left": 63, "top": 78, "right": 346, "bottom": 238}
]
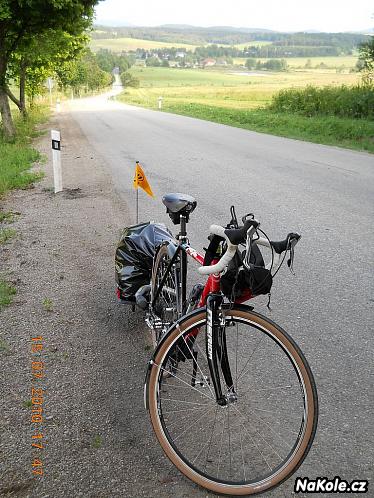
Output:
[
  {"left": 115, "top": 222, "right": 173, "bottom": 302},
  {"left": 220, "top": 244, "right": 273, "bottom": 299}
]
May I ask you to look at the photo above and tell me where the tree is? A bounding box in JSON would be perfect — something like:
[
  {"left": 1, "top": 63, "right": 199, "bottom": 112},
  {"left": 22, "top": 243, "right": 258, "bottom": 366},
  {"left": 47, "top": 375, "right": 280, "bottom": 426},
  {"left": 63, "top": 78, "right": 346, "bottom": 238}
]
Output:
[
  {"left": 145, "top": 56, "right": 161, "bottom": 67},
  {"left": 358, "top": 36, "right": 374, "bottom": 84},
  {"left": 7, "top": 30, "right": 87, "bottom": 116},
  {"left": 95, "top": 49, "right": 134, "bottom": 73},
  {"left": 0, "top": 0, "right": 99, "bottom": 139},
  {"left": 120, "top": 71, "right": 140, "bottom": 88},
  {"left": 245, "top": 58, "right": 256, "bottom": 70},
  {"left": 55, "top": 49, "right": 113, "bottom": 96}
]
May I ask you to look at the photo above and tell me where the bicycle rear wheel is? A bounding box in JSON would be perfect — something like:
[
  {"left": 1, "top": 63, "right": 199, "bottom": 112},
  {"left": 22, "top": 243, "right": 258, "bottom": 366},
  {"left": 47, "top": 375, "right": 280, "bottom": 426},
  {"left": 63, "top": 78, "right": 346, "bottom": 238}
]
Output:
[{"left": 146, "top": 306, "right": 318, "bottom": 495}]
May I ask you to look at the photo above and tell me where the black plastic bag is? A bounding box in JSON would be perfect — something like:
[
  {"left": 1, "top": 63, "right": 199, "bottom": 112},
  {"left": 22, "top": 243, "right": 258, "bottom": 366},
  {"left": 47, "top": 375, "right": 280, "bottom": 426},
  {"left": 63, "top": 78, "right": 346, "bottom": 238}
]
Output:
[{"left": 115, "top": 222, "right": 174, "bottom": 302}]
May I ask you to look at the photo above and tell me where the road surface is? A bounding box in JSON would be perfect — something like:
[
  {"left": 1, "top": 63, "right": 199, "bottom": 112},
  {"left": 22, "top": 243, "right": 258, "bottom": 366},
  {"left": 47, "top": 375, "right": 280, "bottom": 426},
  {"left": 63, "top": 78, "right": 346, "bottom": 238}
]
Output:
[{"left": 68, "top": 87, "right": 373, "bottom": 496}]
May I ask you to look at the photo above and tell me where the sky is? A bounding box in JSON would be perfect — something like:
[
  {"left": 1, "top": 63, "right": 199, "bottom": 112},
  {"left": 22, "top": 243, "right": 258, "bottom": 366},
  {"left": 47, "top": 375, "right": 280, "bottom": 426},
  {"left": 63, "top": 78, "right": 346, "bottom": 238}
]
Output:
[{"left": 94, "top": 0, "right": 373, "bottom": 32}]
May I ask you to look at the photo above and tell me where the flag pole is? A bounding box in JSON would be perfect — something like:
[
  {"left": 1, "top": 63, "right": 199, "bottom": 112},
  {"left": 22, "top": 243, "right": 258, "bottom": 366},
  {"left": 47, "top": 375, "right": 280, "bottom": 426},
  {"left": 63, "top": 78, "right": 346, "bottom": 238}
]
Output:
[
  {"left": 135, "top": 160, "right": 139, "bottom": 224},
  {"left": 136, "top": 186, "right": 139, "bottom": 224}
]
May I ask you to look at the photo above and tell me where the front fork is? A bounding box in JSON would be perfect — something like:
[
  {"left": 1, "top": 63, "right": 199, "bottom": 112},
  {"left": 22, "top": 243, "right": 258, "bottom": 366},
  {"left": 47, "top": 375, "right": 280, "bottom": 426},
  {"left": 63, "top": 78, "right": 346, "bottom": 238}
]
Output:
[{"left": 206, "top": 294, "right": 236, "bottom": 406}]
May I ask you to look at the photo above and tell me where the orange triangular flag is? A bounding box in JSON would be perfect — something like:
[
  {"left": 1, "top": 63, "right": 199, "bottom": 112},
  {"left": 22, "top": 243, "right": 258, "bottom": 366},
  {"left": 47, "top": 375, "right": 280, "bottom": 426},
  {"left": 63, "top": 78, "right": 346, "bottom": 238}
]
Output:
[{"left": 133, "top": 162, "right": 154, "bottom": 197}]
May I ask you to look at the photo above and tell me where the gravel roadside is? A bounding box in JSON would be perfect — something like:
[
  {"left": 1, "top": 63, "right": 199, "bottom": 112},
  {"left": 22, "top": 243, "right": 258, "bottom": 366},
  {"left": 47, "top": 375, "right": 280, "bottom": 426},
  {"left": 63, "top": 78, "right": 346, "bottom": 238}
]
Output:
[{"left": 0, "top": 108, "right": 208, "bottom": 498}]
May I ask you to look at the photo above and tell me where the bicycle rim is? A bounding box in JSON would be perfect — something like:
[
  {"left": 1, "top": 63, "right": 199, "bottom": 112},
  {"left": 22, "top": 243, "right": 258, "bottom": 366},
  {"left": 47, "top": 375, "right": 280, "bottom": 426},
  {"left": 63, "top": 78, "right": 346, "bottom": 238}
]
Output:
[{"left": 147, "top": 307, "right": 318, "bottom": 495}]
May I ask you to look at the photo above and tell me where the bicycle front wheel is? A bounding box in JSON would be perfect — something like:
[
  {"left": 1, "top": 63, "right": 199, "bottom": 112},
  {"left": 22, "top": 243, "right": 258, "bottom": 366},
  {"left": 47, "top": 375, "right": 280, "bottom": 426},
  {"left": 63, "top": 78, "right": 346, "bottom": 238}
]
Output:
[{"left": 147, "top": 306, "right": 318, "bottom": 495}]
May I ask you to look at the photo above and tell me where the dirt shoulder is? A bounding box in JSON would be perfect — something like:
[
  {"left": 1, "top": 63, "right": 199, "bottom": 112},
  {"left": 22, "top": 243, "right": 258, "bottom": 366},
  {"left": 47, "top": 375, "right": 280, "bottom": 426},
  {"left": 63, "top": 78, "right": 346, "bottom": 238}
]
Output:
[{"left": 0, "top": 109, "right": 205, "bottom": 498}]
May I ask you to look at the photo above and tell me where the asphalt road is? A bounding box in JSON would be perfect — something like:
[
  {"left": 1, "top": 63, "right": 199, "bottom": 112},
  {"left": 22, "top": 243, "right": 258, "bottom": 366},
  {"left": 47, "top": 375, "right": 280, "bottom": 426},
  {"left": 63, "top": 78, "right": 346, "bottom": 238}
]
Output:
[{"left": 69, "top": 88, "right": 373, "bottom": 496}]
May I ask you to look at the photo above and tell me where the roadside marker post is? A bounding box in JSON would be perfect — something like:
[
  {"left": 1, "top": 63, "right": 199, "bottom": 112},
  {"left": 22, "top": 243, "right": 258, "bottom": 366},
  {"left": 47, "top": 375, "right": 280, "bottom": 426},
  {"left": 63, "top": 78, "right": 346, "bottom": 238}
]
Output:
[
  {"left": 51, "top": 130, "right": 63, "bottom": 193},
  {"left": 158, "top": 96, "right": 163, "bottom": 110}
]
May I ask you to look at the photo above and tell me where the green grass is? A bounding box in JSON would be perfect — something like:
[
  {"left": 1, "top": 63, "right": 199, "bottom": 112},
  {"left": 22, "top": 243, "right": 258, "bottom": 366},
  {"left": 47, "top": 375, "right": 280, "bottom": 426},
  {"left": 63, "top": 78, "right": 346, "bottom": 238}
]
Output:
[
  {"left": 160, "top": 103, "right": 374, "bottom": 152},
  {"left": 0, "top": 228, "right": 16, "bottom": 245},
  {"left": 42, "top": 298, "right": 54, "bottom": 312},
  {"left": 120, "top": 67, "right": 360, "bottom": 112},
  {"left": 269, "top": 84, "right": 374, "bottom": 119},
  {"left": 117, "top": 66, "right": 372, "bottom": 152},
  {"left": 0, "top": 279, "right": 16, "bottom": 309},
  {"left": 0, "top": 211, "right": 16, "bottom": 223},
  {"left": 128, "top": 66, "right": 360, "bottom": 91},
  {"left": 90, "top": 37, "right": 197, "bottom": 52},
  {"left": 0, "top": 107, "right": 48, "bottom": 197},
  {"left": 92, "top": 435, "right": 102, "bottom": 449},
  {"left": 233, "top": 55, "right": 358, "bottom": 69}
]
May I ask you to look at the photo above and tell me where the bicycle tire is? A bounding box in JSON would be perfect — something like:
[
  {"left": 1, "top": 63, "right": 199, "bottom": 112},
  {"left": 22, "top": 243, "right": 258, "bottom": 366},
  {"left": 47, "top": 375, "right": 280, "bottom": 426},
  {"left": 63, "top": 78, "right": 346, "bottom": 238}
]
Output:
[{"left": 146, "top": 305, "right": 318, "bottom": 495}]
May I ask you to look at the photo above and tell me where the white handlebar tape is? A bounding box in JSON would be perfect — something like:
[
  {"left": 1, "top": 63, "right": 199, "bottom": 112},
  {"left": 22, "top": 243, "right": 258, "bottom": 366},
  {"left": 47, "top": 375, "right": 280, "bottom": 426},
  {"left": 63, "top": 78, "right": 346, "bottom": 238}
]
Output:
[{"left": 198, "top": 224, "right": 237, "bottom": 275}]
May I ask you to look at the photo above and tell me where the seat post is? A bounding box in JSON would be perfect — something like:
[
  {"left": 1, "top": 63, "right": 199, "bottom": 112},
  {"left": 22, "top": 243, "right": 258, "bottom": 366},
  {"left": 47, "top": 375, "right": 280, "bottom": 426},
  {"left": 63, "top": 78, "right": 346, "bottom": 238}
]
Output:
[{"left": 179, "top": 215, "right": 187, "bottom": 240}]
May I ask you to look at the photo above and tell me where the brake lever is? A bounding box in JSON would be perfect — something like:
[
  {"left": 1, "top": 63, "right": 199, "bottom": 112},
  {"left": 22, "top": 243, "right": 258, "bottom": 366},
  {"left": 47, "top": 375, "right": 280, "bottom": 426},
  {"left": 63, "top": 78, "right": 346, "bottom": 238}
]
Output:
[
  {"left": 243, "top": 224, "right": 259, "bottom": 270},
  {"left": 241, "top": 213, "right": 254, "bottom": 224},
  {"left": 287, "top": 235, "right": 300, "bottom": 274}
]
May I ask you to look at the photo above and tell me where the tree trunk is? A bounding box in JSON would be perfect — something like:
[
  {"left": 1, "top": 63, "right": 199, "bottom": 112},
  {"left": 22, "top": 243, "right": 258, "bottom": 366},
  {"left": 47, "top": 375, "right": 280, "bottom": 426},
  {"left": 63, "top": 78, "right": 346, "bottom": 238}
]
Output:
[
  {"left": 0, "top": 87, "right": 16, "bottom": 140},
  {"left": 0, "top": 52, "right": 16, "bottom": 140},
  {"left": 19, "top": 59, "right": 27, "bottom": 117}
]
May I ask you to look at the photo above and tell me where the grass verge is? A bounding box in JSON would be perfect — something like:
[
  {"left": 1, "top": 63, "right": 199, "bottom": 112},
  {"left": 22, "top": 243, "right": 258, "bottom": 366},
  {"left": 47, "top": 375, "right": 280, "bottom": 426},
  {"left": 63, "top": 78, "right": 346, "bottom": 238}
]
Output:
[
  {"left": 0, "top": 106, "right": 49, "bottom": 197},
  {"left": 118, "top": 95, "right": 374, "bottom": 152},
  {"left": 0, "top": 279, "right": 16, "bottom": 310}
]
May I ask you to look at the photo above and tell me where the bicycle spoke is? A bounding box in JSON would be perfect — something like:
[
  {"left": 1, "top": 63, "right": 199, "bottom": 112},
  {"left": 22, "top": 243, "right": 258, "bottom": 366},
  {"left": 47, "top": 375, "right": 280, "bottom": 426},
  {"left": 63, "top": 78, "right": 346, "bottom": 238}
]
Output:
[
  {"left": 227, "top": 404, "right": 232, "bottom": 479},
  {"left": 231, "top": 404, "right": 288, "bottom": 458},
  {"left": 240, "top": 429, "right": 246, "bottom": 481},
  {"left": 235, "top": 413, "right": 273, "bottom": 472},
  {"left": 192, "top": 405, "right": 219, "bottom": 465},
  {"left": 235, "top": 334, "right": 264, "bottom": 385},
  {"left": 203, "top": 406, "right": 219, "bottom": 471},
  {"left": 158, "top": 364, "right": 215, "bottom": 402},
  {"left": 172, "top": 405, "right": 216, "bottom": 443},
  {"left": 182, "top": 335, "right": 215, "bottom": 399}
]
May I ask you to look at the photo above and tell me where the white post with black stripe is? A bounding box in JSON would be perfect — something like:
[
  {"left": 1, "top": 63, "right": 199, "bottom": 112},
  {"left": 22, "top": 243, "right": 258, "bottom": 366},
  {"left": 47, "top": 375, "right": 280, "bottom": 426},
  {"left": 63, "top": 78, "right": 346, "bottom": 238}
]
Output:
[{"left": 51, "top": 130, "right": 62, "bottom": 193}]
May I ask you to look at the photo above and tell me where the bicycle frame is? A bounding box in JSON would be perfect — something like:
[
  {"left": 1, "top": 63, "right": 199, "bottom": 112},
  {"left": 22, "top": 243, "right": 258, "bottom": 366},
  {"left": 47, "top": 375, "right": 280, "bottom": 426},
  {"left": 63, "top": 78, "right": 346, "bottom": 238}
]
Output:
[{"left": 150, "top": 221, "right": 282, "bottom": 405}]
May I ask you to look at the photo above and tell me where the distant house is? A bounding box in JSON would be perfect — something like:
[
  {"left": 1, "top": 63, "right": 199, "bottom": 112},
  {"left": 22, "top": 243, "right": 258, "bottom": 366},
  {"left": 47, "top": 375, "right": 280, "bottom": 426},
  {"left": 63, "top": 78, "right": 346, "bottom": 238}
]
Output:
[
  {"left": 135, "top": 59, "right": 146, "bottom": 67},
  {"left": 216, "top": 59, "right": 228, "bottom": 66},
  {"left": 176, "top": 52, "right": 186, "bottom": 58},
  {"left": 202, "top": 58, "right": 216, "bottom": 67}
]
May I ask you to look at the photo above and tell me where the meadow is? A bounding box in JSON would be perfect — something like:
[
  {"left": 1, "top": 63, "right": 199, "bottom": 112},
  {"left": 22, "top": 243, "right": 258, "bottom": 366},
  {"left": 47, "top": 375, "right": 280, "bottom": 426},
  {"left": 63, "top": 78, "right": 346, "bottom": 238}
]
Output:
[
  {"left": 233, "top": 55, "right": 358, "bottom": 69},
  {"left": 120, "top": 66, "right": 361, "bottom": 110},
  {"left": 90, "top": 37, "right": 197, "bottom": 52}
]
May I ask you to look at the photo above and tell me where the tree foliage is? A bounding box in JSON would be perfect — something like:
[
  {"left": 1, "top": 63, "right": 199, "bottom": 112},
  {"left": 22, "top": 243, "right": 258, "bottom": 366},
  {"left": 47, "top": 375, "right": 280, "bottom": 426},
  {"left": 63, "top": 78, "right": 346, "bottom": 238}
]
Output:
[
  {"left": 95, "top": 49, "right": 134, "bottom": 73},
  {"left": 358, "top": 36, "right": 374, "bottom": 83},
  {"left": 120, "top": 71, "right": 140, "bottom": 88},
  {"left": 0, "top": 0, "right": 99, "bottom": 138},
  {"left": 56, "top": 49, "right": 113, "bottom": 95}
]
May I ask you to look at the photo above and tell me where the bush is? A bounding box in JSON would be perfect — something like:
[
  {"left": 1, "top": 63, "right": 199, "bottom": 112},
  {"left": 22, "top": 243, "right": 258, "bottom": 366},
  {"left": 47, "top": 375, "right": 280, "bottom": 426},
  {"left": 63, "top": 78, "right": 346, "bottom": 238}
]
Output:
[
  {"left": 120, "top": 71, "right": 140, "bottom": 88},
  {"left": 245, "top": 58, "right": 256, "bottom": 70},
  {"left": 268, "top": 84, "right": 374, "bottom": 119}
]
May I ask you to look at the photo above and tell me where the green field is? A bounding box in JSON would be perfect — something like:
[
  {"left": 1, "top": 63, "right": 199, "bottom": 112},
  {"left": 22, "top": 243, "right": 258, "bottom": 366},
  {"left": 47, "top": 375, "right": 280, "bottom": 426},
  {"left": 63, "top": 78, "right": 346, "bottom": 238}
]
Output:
[
  {"left": 90, "top": 37, "right": 198, "bottom": 52},
  {"left": 233, "top": 41, "right": 273, "bottom": 49},
  {"left": 121, "top": 66, "right": 360, "bottom": 110},
  {"left": 233, "top": 55, "right": 358, "bottom": 69}
]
